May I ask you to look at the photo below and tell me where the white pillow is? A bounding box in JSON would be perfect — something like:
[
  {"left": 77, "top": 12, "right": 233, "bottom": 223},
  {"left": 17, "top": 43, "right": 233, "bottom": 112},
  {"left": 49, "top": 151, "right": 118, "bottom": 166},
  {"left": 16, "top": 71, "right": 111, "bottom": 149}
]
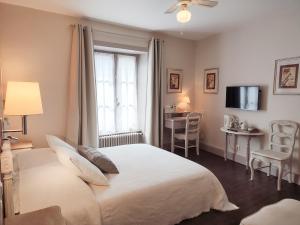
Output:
[
  {"left": 55, "top": 146, "right": 81, "bottom": 176},
  {"left": 46, "top": 135, "right": 76, "bottom": 152},
  {"left": 55, "top": 146, "right": 109, "bottom": 186}
]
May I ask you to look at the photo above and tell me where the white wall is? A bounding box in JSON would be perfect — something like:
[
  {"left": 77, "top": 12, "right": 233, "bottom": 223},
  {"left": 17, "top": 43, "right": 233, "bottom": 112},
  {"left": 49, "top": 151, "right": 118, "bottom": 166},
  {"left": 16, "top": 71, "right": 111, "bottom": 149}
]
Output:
[
  {"left": 162, "top": 34, "right": 196, "bottom": 110},
  {"left": 0, "top": 3, "right": 196, "bottom": 148},
  {"left": 157, "top": 34, "right": 196, "bottom": 145},
  {"left": 194, "top": 12, "right": 300, "bottom": 177},
  {"left": 0, "top": 3, "right": 78, "bottom": 147}
]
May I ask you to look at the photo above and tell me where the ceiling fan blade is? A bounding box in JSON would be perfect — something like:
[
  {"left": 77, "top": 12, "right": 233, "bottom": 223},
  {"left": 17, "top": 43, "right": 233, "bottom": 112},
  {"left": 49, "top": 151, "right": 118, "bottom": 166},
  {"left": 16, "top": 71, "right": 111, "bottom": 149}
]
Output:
[
  {"left": 191, "top": 0, "right": 218, "bottom": 7},
  {"left": 165, "top": 2, "right": 179, "bottom": 14}
]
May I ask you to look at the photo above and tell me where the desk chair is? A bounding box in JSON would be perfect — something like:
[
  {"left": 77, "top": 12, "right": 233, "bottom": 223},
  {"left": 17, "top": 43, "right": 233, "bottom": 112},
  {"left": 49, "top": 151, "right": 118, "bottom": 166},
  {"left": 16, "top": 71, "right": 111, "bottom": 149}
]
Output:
[
  {"left": 250, "top": 120, "right": 299, "bottom": 191},
  {"left": 174, "top": 112, "right": 201, "bottom": 158}
]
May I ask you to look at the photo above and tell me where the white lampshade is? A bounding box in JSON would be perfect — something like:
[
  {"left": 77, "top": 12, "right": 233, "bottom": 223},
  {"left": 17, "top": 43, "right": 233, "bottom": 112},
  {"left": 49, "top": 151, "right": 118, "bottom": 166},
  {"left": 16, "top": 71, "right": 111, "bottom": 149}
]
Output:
[
  {"left": 184, "top": 96, "right": 191, "bottom": 104},
  {"left": 4, "top": 81, "right": 43, "bottom": 116},
  {"left": 176, "top": 9, "right": 192, "bottom": 23}
]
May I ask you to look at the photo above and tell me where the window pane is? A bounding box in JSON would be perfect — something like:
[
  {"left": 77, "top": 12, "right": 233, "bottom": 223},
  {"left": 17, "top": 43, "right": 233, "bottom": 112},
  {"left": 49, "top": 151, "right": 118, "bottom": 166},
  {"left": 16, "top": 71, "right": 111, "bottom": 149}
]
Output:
[
  {"left": 116, "top": 54, "right": 138, "bottom": 133},
  {"left": 94, "top": 52, "right": 116, "bottom": 134}
]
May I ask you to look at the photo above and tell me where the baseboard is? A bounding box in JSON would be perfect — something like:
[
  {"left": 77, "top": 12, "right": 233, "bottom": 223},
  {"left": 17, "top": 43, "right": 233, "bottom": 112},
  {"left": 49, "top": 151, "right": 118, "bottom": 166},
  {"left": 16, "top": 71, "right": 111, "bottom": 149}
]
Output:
[
  {"left": 199, "top": 143, "right": 247, "bottom": 166},
  {"left": 200, "top": 142, "right": 300, "bottom": 186}
]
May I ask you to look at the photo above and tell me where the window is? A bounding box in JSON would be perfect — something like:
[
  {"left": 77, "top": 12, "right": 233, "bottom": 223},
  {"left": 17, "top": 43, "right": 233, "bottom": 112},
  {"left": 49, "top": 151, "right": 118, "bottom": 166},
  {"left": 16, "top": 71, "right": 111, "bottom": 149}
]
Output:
[{"left": 94, "top": 51, "right": 138, "bottom": 135}]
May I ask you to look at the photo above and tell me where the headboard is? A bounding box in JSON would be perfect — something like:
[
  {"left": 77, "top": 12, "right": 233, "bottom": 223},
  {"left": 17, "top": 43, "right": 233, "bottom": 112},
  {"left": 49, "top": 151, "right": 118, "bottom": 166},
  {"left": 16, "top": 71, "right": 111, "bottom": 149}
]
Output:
[
  {"left": 1, "top": 148, "right": 14, "bottom": 223},
  {"left": 0, "top": 180, "right": 3, "bottom": 225},
  {"left": 0, "top": 67, "right": 4, "bottom": 149},
  {"left": 0, "top": 66, "right": 9, "bottom": 225}
]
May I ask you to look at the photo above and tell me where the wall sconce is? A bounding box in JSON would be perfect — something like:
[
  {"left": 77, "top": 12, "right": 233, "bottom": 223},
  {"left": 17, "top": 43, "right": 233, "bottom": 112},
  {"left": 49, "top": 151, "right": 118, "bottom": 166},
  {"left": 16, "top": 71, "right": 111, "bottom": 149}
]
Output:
[{"left": 1, "top": 81, "right": 43, "bottom": 141}]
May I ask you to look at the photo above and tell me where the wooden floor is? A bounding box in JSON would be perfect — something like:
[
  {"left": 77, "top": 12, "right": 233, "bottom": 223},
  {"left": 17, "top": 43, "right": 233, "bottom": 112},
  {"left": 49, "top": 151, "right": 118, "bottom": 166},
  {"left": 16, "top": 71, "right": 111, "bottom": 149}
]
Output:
[{"left": 171, "top": 148, "right": 300, "bottom": 225}]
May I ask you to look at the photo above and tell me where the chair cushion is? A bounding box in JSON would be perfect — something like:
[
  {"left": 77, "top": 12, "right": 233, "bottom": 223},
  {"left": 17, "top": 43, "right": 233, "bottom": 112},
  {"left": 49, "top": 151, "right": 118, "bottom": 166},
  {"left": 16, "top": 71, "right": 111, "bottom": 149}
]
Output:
[
  {"left": 252, "top": 150, "right": 289, "bottom": 160},
  {"left": 174, "top": 133, "right": 198, "bottom": 140},
  {"left": 240, "top": 199, "right": 300, "bottom": 225}
]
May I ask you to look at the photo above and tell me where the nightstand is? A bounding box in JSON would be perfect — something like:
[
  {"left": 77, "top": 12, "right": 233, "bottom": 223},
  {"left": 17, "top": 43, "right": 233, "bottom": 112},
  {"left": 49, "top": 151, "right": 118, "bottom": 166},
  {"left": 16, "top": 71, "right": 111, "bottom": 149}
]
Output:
[
  {"left": 10, "top": 141, "right": 33, "bottom": 151},
  {"left": 4, "top": 206, "right": 66, "bottom": 225}
]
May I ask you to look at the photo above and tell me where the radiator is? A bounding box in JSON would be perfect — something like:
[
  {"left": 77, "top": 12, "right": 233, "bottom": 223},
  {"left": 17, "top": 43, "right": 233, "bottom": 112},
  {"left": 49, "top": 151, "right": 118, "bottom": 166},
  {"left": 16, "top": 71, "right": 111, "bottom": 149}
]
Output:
[{"left": 99, "top": 131, "right": 143, "bottom": 148}]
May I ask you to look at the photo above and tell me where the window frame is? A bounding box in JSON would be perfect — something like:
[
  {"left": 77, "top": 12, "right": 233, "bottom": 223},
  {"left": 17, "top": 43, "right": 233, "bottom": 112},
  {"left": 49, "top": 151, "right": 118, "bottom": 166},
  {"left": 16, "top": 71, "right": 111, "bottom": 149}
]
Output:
[{"left": 94, "top": 49, "right": 139, "bottom": 135}]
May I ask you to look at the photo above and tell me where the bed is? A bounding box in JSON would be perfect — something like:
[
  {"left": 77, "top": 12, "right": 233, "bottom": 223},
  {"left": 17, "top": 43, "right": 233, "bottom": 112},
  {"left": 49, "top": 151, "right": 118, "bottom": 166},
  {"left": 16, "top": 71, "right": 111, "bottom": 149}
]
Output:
[{"left": 13, "top": 144, "right": 237, "bottom": 225}]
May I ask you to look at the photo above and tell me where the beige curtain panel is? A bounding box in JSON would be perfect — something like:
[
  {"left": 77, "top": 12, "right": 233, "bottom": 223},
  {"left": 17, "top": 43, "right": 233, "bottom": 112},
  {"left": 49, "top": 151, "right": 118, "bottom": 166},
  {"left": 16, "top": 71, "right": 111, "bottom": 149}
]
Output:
[
  {"left": 145, "top": 38, "right": 165, "bottom": 147},
  {"left": 66, "top": 24, "right": 99, "bottom": 148}
]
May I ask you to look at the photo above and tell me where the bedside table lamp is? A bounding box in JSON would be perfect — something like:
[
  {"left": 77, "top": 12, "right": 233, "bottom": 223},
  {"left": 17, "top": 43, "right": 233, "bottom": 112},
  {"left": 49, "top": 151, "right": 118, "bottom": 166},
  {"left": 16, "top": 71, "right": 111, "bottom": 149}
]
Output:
[
  {"left": 183, "top": 96, "right": 190, "bottom": 112},
  {"left": 3, "top": 81, "right": 43, "bottom": 135}
]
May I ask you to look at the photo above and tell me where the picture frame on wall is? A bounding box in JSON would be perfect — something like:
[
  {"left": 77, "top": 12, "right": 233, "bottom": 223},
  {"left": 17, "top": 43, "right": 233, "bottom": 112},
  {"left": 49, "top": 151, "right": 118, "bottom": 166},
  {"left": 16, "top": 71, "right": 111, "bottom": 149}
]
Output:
[
  {"left": 204, "top": 68, "right": 219, "bottom": 94},
  {"left": 167, "top": 69, "right": 182, "bottom": 93},
  {"left": 273, "top": 56, "right": 300, "bottom": 95}
]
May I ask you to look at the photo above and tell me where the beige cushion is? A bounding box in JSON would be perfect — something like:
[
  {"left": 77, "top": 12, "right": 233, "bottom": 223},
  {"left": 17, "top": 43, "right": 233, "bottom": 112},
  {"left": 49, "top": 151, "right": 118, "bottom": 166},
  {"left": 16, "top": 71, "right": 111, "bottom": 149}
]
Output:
[
  {"left": 174, "top": 132, "right": 198, "bottom": 140},
  {"left": 240, "top": 199, "right": 300, "bottom": 225},
  {"left": 5, "top": 206, "right": 66, "bottom": 225},
  {"left": 78, "top": 146, "right": 119, "bottom": 174},
  {"left": 252, "top": 150, "right": 289, "bottom": 160}
]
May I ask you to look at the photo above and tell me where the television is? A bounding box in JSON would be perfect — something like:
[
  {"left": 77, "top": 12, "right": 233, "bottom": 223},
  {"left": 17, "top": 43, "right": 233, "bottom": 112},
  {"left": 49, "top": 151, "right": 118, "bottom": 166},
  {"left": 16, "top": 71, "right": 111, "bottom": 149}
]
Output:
[{"left": 226, "top": 86, "right": 261, "bottom": 111}]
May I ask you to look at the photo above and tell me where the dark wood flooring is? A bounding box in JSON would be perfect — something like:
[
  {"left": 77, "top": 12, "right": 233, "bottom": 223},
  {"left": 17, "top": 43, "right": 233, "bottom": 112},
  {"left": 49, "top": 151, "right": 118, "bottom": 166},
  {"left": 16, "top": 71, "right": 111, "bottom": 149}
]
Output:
[{"left": 171, "top": 148, "right": 300, "bottom": 225}]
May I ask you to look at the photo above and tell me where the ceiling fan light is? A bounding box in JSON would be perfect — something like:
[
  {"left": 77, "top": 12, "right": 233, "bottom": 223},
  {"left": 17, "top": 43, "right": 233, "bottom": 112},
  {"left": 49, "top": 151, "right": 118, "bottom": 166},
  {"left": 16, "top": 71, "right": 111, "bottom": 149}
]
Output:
[{"left": 176, "top": 9, "right": 192, "bottom": 23}]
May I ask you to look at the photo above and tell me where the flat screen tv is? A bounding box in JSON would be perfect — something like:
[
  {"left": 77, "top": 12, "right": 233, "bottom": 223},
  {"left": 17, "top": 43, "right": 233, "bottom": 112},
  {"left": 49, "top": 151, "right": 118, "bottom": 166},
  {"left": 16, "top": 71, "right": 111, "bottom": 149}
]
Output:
[{"left": 226, "top": 86, "right": 261, "bottom": 111}]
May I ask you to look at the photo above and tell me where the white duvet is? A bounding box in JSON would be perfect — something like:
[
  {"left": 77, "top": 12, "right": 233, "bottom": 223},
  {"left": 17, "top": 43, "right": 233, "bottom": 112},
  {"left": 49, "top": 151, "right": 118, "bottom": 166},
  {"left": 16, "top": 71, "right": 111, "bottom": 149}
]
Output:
[
  {"left": 91, "top": 144, "right": 237, "bottom": 225},
  {"left": 15, "top": 149, "right": 101, "bottom": 225},
  {"left": 15, "top": 144, "right": 236, "bottom": 225}
]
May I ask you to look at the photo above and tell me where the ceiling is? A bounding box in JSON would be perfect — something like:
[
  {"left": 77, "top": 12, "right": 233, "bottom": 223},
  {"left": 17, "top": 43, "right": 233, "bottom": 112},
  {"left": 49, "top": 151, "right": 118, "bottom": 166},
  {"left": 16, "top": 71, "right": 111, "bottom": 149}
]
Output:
[{"left": 1, "top": 0, "right": 300, "bottom": 40}]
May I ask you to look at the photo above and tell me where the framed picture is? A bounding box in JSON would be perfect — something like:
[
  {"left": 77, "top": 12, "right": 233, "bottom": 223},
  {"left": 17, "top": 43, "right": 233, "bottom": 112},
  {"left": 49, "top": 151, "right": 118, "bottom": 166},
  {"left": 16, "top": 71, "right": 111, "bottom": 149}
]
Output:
[
  {"left": 167, "top": 69, "right": 182, "bottom": 93},
  {"left": 204, "top": 68, "right": 219, "bottom": 94},
  {"left": 274, "top": 56, "right": 300, "bottom": 95}
]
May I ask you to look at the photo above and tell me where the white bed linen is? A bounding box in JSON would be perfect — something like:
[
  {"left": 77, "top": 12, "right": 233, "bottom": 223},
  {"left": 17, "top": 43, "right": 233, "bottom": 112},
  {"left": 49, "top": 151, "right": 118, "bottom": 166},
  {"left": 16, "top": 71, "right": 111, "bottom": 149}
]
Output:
[
  {"left": 14, "top": 148, "right": 101, "bottom": 225},
  {"left": 90, "top": 144, "right": 237, "bottom": 225}
]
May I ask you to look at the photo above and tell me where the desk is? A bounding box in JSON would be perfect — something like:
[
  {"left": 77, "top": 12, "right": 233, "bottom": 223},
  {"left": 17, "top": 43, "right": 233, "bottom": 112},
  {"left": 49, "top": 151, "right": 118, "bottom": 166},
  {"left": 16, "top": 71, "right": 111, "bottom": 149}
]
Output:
[
  {"left": 164, "top": 111, "right": 190, "bottom": 119},
  {"left": 165, "top": 116, "right": 200, "bottom": 152},
  {"left": 220, "top": 127, "right": 264, "bottom": 169}
]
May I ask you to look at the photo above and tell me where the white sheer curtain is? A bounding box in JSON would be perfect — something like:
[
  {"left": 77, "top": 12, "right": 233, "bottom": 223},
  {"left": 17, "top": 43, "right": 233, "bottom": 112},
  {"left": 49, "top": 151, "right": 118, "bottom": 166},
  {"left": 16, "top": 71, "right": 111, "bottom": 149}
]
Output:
[
  {"left": 116, "top": 55, "right": 138, "bottom": 132},
  {"left": 94, "top": 52, "right": 116, "bottom": 134},
  {"left": 94, "top": 52, "right": 138, "bottom": 135}
]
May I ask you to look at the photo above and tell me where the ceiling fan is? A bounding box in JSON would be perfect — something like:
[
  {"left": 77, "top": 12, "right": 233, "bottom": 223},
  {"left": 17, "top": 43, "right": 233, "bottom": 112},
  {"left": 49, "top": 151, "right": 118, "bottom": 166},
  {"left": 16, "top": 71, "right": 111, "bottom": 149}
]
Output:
[{"left": 165, "top": 0, "right": 218, "bottom": 23}]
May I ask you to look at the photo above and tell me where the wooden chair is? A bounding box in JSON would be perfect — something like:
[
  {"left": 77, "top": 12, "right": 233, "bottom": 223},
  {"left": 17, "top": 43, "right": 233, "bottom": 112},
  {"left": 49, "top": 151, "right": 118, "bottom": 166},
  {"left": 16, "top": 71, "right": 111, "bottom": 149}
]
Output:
[
  {"left": 250, "top": 120, "right": 299, "bottom": 191},
  {"left": 174, "top": 112, "right": 201, "bottom": 158}
]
